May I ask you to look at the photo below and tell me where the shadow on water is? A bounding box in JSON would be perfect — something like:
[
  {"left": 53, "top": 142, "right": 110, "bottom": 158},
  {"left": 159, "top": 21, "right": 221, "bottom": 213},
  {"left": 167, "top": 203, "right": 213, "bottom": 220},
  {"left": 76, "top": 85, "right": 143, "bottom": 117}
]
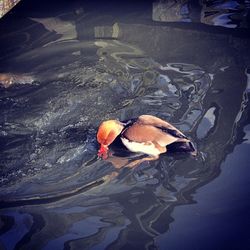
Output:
[{"left": 0, "top": 0, "right": 250, "bottom": 249}]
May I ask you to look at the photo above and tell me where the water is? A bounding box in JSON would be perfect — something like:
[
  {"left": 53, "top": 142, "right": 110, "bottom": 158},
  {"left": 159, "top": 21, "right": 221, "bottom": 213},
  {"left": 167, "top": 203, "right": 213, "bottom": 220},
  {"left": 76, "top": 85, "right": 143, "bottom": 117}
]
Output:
[{"left": 0, "top": 0, "right": 250, "bottom": 249}]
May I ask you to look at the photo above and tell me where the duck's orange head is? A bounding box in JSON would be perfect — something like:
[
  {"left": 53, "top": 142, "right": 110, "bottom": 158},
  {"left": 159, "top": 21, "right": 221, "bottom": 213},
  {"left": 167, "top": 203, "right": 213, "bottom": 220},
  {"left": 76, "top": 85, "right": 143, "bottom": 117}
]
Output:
[{"left": 97, "top": 120, "right": 124, "bottom": 159}]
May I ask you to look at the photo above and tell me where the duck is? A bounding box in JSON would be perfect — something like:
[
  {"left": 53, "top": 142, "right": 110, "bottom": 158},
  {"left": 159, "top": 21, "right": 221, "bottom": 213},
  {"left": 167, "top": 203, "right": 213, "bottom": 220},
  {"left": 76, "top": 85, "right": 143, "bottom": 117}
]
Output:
[{"left": 97, "top": 115, "right": 196, "bottom": 160}]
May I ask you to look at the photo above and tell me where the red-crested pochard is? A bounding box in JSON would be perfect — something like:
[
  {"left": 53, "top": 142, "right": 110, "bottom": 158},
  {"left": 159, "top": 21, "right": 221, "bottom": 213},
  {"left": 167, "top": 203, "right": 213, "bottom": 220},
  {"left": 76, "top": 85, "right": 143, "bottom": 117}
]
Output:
[{"left": 97, "top": 115, "right": 196, "bottom": 160}]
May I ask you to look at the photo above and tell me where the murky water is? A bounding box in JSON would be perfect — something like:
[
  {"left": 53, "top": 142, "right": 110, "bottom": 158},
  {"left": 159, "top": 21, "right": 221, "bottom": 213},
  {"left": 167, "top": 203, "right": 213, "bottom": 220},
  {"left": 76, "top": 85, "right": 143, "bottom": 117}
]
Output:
[{"left": 0, "top": 0, "right": 250, "bottom": 249}]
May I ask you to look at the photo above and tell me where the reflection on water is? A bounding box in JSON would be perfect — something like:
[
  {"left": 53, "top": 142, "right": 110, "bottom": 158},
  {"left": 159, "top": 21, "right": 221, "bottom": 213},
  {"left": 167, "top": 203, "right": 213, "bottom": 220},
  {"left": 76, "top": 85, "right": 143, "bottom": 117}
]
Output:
[
  {"left": 0, "top": 0, "right": 250, "bottom": 249},
  {"left": 153, "top": 0, "right": 250, "bottom": 28},
  {"left": 201, "top": 0, "right": 250, "bottom": 28}
]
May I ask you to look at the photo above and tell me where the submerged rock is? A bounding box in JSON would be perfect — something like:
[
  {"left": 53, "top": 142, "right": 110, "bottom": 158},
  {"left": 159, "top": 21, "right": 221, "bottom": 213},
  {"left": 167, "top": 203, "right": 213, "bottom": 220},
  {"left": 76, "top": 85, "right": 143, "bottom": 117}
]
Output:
[
  {"left": 0, "top": 73, "right": 35, "bottom": 88},
  {"left": 0, "top": 0, "right": 21, "bottom": 18},
  {"left": 152, "top": 0, "right": 190, "bottom": 22}
]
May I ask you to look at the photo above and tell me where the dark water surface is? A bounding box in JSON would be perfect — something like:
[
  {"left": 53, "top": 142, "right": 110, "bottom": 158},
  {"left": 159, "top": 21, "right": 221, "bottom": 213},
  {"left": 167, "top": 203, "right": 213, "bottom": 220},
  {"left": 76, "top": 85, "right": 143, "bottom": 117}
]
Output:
[{"left": 0, "top": 0, "right": 250, "bottom": 249}]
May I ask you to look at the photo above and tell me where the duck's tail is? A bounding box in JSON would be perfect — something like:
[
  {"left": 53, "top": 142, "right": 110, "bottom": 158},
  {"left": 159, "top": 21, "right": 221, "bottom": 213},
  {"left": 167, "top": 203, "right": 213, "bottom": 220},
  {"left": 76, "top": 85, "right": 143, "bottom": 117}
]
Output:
[{"left": 167, "top": 141, "right": 197, "bottom": 156}]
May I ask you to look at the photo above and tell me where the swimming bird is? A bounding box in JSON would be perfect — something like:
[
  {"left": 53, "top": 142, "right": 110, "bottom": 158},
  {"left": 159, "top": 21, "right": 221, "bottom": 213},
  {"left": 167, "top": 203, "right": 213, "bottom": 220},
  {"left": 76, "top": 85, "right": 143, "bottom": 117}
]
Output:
[{"left": 97, "top": 115, "right": 196, "bottom": 161}]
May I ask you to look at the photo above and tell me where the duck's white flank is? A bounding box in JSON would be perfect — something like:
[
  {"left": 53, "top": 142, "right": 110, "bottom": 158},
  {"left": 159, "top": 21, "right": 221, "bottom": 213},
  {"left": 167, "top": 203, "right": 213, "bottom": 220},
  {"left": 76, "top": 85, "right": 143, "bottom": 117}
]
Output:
[{"left": 121, "top": 137, "right": 161, "bottom": 156}]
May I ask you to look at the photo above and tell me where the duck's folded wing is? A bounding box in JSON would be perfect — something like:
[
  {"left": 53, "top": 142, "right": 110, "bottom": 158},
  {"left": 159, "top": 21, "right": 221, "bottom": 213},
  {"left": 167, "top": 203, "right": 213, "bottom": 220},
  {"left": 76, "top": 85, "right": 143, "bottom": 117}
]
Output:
[
  {"left": 122, "top": 123, "right": 187, "bottom": 147},
  {"left": 137, "top": 115, "right": 187, "bottom": 139}
]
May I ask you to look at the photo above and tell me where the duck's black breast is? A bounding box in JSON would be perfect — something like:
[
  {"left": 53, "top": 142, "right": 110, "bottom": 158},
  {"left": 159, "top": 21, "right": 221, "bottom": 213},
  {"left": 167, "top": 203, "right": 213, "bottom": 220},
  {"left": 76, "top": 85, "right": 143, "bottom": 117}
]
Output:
[
  {"left": 109, "top": 118, "right": 139, "bottom": 156},
  {"left": 110, "top": 136, "right": 133, "bottom": 157}
]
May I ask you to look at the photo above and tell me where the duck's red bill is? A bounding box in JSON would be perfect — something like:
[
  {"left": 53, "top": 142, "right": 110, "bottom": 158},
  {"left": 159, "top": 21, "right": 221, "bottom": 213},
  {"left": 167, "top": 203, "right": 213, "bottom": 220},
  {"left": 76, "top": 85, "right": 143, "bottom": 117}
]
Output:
[{"left": 98, "top": 145, "right": 108, "bottom": 159}]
